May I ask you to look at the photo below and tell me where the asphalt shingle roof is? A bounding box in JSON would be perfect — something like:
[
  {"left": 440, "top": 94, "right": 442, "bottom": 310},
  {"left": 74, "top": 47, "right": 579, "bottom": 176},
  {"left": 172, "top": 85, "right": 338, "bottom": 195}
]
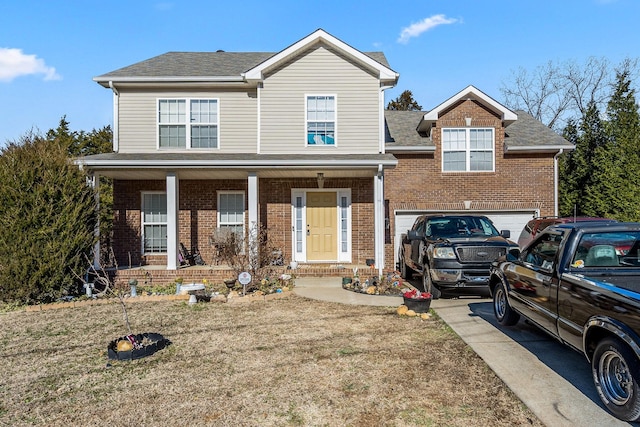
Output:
[
  {"left": 95, "top": 51, "right": 391, "bottom": 81},
  {"left": 384, "top": 109, "right": 571, "bottom": 149}
]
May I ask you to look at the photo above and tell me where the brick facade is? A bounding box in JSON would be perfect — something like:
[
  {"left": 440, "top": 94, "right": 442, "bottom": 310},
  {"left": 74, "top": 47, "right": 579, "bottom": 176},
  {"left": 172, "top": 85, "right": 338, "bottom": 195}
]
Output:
[
  {"left": 112, "top": 177, "right": 375, "bottom": 270},
  {"left": 383, "top": 99, "right": 556, "bottom": 266}
]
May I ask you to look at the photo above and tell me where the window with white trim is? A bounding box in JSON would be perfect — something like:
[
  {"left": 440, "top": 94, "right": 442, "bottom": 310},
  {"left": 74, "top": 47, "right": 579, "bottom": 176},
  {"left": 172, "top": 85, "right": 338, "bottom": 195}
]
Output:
[
  {"left": 442, "top": 128, "right": 494, "bottom": 172},
  {"left": 306, "top": 95, "right": 335, "bottom": 145},
  {"left": 142, "top": 193, "right": 167, "bottom": 254},
  {"left": 218, "top": 192, "right": 245, "bottom": 238},
  {"left": 158, "top": 99, "right": 219, "bottom": 149}
]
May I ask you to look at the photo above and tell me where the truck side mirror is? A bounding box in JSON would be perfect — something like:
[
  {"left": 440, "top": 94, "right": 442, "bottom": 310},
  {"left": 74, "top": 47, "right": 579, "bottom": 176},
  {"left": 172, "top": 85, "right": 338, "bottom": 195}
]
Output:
[
  {"left": 507, "top": 247, "right": 520, "bottom": 261},
  {"left": 501, "top": 230, "right": 511, "bottom": 239},
  {"left": 407, "top": 230, "right": 424, "bottom": 240}
]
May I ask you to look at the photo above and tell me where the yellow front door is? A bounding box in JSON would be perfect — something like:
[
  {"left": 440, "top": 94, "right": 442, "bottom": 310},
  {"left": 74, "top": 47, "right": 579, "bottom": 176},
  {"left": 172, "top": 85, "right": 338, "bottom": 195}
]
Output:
[{"left": 306, "top": 192, "right": 337, "bottom": 261}]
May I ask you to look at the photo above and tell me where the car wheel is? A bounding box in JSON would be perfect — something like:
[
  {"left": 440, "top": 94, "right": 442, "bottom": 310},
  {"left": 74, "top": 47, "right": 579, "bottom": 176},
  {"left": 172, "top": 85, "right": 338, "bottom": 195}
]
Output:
[
  {"left": 592, "top": 337, "right": 640, "bottom": 422},
  {"left": 421, "top": 267, "right": 441, "bottom": 299},
  {"left": 493, "top": 281, "right": 519, "bottom": 326},
  {"left": 399, "top": 253, "right": 413, "bottom": 279}
]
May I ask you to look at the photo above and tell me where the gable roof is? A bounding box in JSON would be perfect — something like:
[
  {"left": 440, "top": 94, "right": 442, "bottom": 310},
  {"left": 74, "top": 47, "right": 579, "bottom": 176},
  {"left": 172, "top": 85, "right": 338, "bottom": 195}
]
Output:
[
  {"left": 243, "top": 29, "right": 398, "bottom": 85},
  {"left": 94, "top": 29, "right": 397, "bottom": 87},
  {"left": 417, "top": 85, "right": 518, "bottom": 132}
]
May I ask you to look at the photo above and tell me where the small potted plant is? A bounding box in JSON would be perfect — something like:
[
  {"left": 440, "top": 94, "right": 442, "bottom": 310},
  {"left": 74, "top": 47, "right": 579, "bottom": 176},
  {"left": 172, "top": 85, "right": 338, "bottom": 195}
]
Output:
[{"left": 402, "top": 288, "right": 432, "bottom": 313}]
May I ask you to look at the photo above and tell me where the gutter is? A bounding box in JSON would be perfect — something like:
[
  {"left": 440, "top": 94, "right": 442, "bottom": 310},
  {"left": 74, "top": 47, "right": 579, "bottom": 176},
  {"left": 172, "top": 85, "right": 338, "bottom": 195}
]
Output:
[
  {"left": 505, "top": 144, "right": 574, "bottom": 153},
  {"left": 108, "top": 81, "right": 119, "bottom": 152},
  {"left": 74, "top": 158, "right": 399, "bottom": 169},
  {"left": 386, "top": 145, "right": 436, "bottom": 153}
]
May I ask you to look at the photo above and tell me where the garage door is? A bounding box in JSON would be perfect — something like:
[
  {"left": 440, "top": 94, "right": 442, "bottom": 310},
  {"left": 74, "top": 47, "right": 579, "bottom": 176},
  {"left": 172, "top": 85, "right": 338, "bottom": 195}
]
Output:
[{"left": 393, "top": 210, "right": 537, "bottom": 265}]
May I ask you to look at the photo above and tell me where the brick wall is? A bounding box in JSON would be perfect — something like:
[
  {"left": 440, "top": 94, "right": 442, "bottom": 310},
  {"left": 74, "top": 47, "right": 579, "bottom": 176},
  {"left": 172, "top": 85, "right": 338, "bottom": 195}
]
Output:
[
  {"left": 383, "top": 99, "right": 556, "bottom": 267},
  {"left": 112, "top": 177, "right": 375, "bottom": 268}
]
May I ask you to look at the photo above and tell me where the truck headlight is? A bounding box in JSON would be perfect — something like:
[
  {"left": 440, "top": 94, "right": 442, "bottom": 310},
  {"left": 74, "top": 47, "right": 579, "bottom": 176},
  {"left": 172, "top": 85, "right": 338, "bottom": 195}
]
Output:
[{"left": 433, "top": 247, "right": 456, "bottom": 259}]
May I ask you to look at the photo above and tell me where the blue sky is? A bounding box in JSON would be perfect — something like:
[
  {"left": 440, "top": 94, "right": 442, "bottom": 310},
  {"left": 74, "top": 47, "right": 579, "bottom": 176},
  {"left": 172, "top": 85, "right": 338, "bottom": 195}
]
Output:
[{"left": 1, "top": 0, "right": 638, "bottom": 144}]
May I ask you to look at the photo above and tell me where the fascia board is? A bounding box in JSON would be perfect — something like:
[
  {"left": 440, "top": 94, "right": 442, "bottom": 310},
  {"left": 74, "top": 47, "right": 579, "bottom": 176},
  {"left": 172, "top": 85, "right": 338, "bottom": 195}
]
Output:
[
  {"left": 74, "top": 158, "right": 398, "bottom": 169},
  {"left": 504, "top": 144, "right": 575, "bottom": 153},
  {"left": 423, "top": 85, "right": 517, "bottom": 122},
  {"left": 386, "top": 146, "right": 435, "bottom": 153},
  {"left": 243, "top": 29, "right": 398, "bottom": 82},
  {"left": 94, "top": 76, "right": 245, "bottom": 85}
]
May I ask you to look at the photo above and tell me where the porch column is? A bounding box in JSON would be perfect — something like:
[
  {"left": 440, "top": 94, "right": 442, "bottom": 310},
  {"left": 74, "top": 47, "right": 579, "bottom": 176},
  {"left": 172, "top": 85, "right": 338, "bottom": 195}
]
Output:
[
  {"left": 92, "top": 173, "right": 100, "bottom": 269},
  {"left": 166, "top": 172, "right": 179, "bottom": 270},
  {"left": 374, "top": 167, "right": 385, "bottom": 275},
  {"left": 248, "top": 172, "right": 259, "bottom": 265}
]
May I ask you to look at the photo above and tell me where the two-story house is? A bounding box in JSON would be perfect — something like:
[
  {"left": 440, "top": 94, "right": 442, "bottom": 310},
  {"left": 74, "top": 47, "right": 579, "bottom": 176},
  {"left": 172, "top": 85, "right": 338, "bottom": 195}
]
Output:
[
  {"left": 76, "top": 29, "right": 573, "bottom": 283},
  {"left": 77, "top": 29, "right": 399, "bottom": 281}
]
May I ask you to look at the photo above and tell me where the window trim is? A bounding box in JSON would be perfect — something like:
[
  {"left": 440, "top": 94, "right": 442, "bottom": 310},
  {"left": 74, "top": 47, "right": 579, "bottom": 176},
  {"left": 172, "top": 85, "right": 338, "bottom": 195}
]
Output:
[
  {"left": 305, "top": 94, "right": 337, "bottom": 147},
  {"left": 157, "top": 97, "right": 220, "bottom": 150},
  {"left": 141, "top": 191, "right": 167, "bottom": 255},
  {"left": 441, "top": 127, "right": 495, "bottom": 172},
  {"left": 216, "top": 190, "right": 245, "bottom": 236}
]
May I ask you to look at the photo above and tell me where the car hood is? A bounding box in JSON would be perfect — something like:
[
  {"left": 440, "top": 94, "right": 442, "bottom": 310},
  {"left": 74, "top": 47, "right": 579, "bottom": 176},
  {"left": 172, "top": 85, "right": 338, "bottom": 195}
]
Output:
[{"left": 441, "top": 236, "right": 515, "bottom": 245}]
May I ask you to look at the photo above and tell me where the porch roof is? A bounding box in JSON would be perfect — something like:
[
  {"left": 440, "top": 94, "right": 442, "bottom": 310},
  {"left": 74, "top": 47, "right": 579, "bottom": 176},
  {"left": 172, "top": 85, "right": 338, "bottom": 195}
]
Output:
[{"left": 74, "top": 152, "right": 398, "bottom": 179}]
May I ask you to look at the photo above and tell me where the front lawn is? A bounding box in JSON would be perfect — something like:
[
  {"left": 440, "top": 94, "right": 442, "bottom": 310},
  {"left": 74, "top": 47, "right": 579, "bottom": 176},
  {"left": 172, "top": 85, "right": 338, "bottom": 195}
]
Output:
[{"left": 0, "top": 295, "right": 541, "bottom": 426}]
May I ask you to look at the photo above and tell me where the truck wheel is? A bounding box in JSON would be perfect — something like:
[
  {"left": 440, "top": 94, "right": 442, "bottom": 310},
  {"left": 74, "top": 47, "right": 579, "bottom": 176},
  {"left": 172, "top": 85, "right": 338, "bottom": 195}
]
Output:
[
  {"left": 592, "top": 337, "right": 640, "bottom": 422},
  {"left": 493, "top": 281, "right": 519, "bottom": 326},
  {"left": 399, "top": 253, "right": 413, "bottom": 279},
  {"left": 421, "top": 268, "right": 441, "bottom": 299}
]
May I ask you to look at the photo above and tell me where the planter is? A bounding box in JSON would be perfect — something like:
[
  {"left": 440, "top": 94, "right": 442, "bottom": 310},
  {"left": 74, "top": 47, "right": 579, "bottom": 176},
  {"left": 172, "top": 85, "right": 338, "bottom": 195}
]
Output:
[
  {"left": 108, "top": 332, "right": 170, "bottom": 361},
  {"left": 403, "top": 297, "right": 432, "bottom": 313},
  {"left": 342, "top": 277, "right": 352, "bottom": 285}
]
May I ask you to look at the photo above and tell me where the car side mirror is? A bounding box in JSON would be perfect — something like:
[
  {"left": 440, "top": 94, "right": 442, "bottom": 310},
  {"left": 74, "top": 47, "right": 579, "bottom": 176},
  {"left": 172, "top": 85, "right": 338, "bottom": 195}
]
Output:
[{"left": 500, "top": 230, "right": 511, "bottom": 239}]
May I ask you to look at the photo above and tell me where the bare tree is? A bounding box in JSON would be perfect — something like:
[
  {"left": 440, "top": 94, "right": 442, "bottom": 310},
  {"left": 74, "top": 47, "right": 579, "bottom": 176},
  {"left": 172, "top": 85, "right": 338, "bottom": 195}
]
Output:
[{"left": 500, "top": 57, "right": 638, "bottom": 131}]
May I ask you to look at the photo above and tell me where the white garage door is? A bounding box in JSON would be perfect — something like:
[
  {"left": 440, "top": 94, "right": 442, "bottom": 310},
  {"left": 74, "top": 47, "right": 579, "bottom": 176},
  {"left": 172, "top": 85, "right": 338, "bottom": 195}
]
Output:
[{"left": 393, "top": 210, "right": 537, "bottom": 265}]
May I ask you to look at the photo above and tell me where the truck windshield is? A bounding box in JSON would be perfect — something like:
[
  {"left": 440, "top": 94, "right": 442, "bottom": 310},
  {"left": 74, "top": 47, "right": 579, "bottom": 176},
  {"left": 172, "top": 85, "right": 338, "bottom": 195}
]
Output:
[
  {"left": 426, "top": 216, "right": 499, "bottom": 238},
  {"left": 571, "top": 231, "right": 640, "bottom": 268}
]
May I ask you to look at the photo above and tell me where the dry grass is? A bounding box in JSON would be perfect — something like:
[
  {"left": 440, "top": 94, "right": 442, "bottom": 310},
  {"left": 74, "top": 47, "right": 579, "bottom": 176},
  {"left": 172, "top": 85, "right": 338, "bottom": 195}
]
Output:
[{"left": 0, "top": 295, "right": 542, "bottom": 426}]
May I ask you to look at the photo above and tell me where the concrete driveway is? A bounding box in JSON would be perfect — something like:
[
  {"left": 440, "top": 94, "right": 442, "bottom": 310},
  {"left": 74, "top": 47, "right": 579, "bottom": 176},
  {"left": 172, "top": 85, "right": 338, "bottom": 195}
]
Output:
[{"left": 431, "top": 297, "right": 637, "bottom": 427}]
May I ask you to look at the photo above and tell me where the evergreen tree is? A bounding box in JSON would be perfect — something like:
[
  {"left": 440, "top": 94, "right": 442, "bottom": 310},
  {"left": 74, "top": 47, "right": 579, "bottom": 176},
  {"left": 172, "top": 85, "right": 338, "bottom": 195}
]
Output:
[
  {"left": 387, "top": 90, "right": 423, "bottom": 110},
  {"left": 0, "top": 131, "right": 97, "bottom": 304},
  {"left": 576, "top": 102, "right": 611, "bottom": 216},
  {"left": 604, "top": 70, "right": 640, "bottom": 221},
  {"left": 558, "top": 119, "right": 579, "bottom": 216}
]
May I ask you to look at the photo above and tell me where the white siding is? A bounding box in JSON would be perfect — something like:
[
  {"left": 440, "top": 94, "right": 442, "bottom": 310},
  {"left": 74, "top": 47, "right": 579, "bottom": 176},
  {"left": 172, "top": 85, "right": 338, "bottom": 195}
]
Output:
[
  {"left": 260, "top": 45, "right": 381, "bottom": 154},
  {"left": 117, "top": 88, "right": 258, "bottom": 153}
]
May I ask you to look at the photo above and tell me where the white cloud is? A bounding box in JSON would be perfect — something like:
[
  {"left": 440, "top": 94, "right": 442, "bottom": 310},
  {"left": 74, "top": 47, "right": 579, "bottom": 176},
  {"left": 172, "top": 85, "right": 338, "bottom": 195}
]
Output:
[
  {"left": 0, "top": 48, "right": 61, "bottom": 82},
  {"left": 397, "top": 14, "right": 459, "bottom": 44}
]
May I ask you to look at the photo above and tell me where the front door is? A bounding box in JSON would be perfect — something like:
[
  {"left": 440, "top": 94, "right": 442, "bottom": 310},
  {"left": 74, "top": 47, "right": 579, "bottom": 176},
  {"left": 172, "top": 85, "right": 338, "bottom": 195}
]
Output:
[{"left": 306, "top": 192, "right": 337, "bottom": 261}]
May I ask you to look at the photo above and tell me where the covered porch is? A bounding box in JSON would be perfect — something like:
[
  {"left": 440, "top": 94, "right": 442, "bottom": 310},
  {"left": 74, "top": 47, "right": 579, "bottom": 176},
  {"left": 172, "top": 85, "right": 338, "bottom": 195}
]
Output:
[{"left": 76, "top": 152, "right": 398, "bottom": 283}]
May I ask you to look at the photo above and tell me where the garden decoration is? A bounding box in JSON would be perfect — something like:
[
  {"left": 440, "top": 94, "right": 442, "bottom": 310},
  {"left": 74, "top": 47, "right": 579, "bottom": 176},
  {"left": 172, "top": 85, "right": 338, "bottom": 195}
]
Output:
[{"left": 402, "top": 289, "right": 432, "bottom": 313}]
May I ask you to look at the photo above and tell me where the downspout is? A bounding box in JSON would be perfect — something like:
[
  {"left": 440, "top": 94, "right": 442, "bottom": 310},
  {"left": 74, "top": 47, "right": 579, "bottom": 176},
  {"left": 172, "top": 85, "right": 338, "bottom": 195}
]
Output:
[
  {"left": 554, "top": 149, "right": 564, "bottom": 216},
  {"left": 379, "top": 85, "right": 394, "bottom": 153},
  {"left": 108, "top": 81, "right": 119, "bottom": 152},
  {"left": 375, "top": 163, "right": 384, "bottom": 276}
]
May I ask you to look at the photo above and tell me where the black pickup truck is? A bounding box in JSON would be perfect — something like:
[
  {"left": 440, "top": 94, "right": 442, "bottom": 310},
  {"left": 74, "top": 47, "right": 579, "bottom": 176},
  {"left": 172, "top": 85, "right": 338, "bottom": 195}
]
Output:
[
  {"left": 399, "top": 214, "right": 517, "bottom": 298},
  {"left": 489, "top": 221, "right": 640, "bottom": 421}
]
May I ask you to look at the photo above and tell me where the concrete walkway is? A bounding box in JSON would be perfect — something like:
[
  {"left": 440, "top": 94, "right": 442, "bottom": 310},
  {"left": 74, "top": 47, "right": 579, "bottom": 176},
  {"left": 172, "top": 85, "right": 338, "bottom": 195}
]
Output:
[{"left": 294, "top": 277, "right": 635, "bottom": 427}]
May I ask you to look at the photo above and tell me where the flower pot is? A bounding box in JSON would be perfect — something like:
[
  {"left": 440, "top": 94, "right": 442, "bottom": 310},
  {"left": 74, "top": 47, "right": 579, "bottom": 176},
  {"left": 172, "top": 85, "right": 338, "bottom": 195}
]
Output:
[{"left": 403, "top": 297, "right": 432, "bottom": 313}]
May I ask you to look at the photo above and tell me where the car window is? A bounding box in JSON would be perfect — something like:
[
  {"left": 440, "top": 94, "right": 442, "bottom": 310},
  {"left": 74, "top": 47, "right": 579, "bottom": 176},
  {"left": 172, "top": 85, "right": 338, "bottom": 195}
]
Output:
[
  {"left": 572, "top": 231, "right": 640, "bottom": 268},
  {"left": 522, "top": 232, "right": 564, "bottom": 271}
]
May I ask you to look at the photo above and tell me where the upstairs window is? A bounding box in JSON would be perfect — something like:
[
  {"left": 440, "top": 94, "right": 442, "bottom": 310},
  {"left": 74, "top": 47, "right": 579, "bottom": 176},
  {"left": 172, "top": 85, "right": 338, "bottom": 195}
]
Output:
[
  {"left": 442, "top": 128, "right": 494, "bottom": 172},
  {"left": 306, "top": 95, "right": 336, "bottom": 145},
  {"left": 158, "top": 99, "right": 219, "bottom": 149}
]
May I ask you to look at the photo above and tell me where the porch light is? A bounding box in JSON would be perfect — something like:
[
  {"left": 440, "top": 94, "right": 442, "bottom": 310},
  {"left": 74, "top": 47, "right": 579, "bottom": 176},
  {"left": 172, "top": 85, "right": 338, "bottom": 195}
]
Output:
[{"left": 317, "top": 172, "right": 325, "bottom": 189}]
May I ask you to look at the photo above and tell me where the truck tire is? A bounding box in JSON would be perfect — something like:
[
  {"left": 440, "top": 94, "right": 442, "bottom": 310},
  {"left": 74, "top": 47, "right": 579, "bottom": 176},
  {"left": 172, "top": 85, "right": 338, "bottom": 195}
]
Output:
[
  {"left": 493, "top": 281, "right": 519, "bottom": 326},
  {"left": 421, "top": 267, "right": 441, "bottom": 299},
  {"left": 399, "top": 252, "right": 413, "bottom": 279},
  {"left": 592, "top": 337, "right": 640, "bottom": 422}
]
